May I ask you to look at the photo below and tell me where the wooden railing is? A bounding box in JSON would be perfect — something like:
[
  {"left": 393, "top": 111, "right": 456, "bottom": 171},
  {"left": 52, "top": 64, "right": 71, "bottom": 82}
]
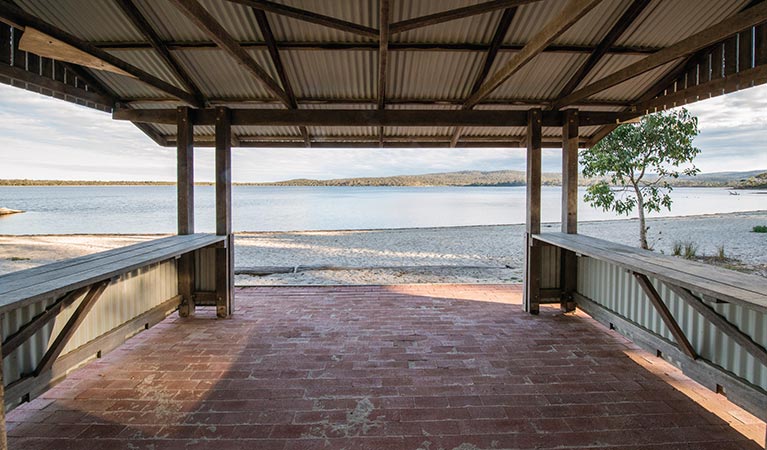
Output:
[
  {"left": 533, "top": 232, "right": 767, "bottom": 421},
  {"left": 0, "top": 233, "right": 226, "bottom": 429}
]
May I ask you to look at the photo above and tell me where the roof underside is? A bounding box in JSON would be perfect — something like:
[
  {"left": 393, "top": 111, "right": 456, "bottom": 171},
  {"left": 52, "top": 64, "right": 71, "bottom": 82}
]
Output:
[{"left": 1, "top": 0, "right": 766, "bottom": 148}]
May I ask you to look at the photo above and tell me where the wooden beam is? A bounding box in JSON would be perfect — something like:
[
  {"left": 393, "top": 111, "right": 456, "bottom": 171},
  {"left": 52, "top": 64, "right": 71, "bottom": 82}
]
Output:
[
  {"left": 553, "top": 1, "right": 767, "bottom": 109},
  {"left": 524, "top": 109, "right": 542, "bottom": 315},
  {"left": 113, "top": 108, "right": 638, "bottom": 127},
  {"left": 251, "top": 8, "right": 310, "bottom": 146},
  {"left": 556, "top": 0, "right": 651, "bottom": 100},
  {"left": 633, "top": 273, "right": 697, "bottom": 359},
  {"left": 1, "top": 287, "right": 89, "bottom": 358},
  {"left": 34, "top": 280, "right": 110, "bottom": 375},
  {"left": 98, "top": 40, "right": 663, "bottom": 55},
  {"left": 169, "top": 0, "right": 292, "bottom": 106},
  {"left": 0, "top": 62, "right": 113, "bottom": 108},
  {"left": 215, "top": 107, "right": 233, "bottom": 318},
  {"left": 451, "top": 6, "right": 517, "bottom": 147},
  {"left": 115, "top": 0, "right": 205, "bottom": 106},
  {"left": 0, "top": 337, "right": 5, "bottom": 450},
  {"left": 226, "top": 0, "right": 378, "bottom": 38},
  {"left": 378, "top": 0, "right": 389, "bottom": 147},
  {"left": 0, "top": 1, "right": 200, "bottom": 106},
  {"left": 390, "top": 0, "right": 539, "bottom": 34},
  {"left": 667, "top": 284, "right": 767, "bottom": 367},
  {"left": 465, "top": 0, "right": 603, "bottom": 109},
  {"left": 560, "top": 109, "right": 578, "bottom": 312}
]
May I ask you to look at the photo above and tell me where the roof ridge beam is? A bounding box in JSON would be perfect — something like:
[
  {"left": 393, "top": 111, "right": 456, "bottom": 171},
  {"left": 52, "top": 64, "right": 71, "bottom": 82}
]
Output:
[
  {"left": 0, "top": 1, "right": 201, "bottom": 107},
  {"left": 464, "top": 0, "right": 603, "bottom": 109},
  {"left": 552, "top": 0, "right": 767, "bottom": 109},
  {"left": 226, "top": 0, "right": 378, "bottom": 38},
  {"left": 555, "top": 0, "right": 651, "bottom": 101},
  {"left": 390, "top": 0, "right": 540, "bottom": 34},
  {"left": 170, "top": 0, "right": 292, "bottom": 107},
  {"left": 451, "top": 6, "right": 518, "bottom": 147},
  {"left": 116, "top": 0, "right": 206, "bottom": 106}
]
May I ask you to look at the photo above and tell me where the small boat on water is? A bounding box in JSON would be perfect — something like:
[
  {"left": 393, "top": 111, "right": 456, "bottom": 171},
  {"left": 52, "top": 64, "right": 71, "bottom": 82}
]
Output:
[
  {"left": 728, "top": 191, "right": 740, "bottom": 196},
  {"left": 0, "top": 207, "right": 24, "bottom": 215}
]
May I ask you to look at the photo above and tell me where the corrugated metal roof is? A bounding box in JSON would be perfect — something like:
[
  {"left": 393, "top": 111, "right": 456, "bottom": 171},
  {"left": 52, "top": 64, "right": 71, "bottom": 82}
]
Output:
[{"left": 6, "top": 0, "right": 761, "bottom": 147}]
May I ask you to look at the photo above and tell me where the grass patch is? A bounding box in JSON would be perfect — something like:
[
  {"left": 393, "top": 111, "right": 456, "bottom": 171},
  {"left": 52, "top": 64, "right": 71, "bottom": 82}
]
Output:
[
  {"left": 752, "top": 225, "right": 767, "bottom": 233},
  {"left": 6, "top": 256, "right": 30, "bottom": 261},
  {"left": 671, "top": 241, "right": 698, "bottom": 260}
]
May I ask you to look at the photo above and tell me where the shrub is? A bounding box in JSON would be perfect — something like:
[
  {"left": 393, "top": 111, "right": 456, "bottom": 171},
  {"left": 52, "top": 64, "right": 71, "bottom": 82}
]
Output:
[
  {"left": 752, "top": 225, "right": 767, "bottom": 233},
  {"left": 671, "top": 242, "right": 682, "bottom": 256},
  {"left": 716, "top": 245, "right": 726, "bottom": 260},
  {"left": 683, "top": 242, "right": 698, "bottom": 260}
]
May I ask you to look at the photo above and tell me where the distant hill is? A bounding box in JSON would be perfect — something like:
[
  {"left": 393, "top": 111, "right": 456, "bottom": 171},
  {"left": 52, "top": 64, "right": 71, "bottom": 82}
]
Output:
[
  {"left": 1, "top": 169, "right": 764, "bottom": 188},
  {"left": 735, "top": 171, "right": 767, "bottom": 189}
]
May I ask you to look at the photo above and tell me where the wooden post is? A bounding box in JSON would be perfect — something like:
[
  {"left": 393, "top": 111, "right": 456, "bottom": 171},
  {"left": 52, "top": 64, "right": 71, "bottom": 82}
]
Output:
[
  {"left": 215, "top": 107, "right": 233, "bottom": 318},
  {"left": 524, "top": 108, "right": 542, "bottom": 314},
  {"left": 560, "top": 108, "right": 578, "bottom": 312},
  {"left": 177, "top": 106, "right": 196, "bottom": 317}
]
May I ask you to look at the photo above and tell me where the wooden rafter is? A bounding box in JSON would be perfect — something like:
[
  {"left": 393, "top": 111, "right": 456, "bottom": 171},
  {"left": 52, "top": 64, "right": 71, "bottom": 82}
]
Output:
[
  {"left": 96, "top": 40, "right": 663, "bottom": 55},
  {"left": 251, "top": 8, "right": 310, "bottom": 147},
  {"left": 0, "top": 1, "right": 201, "bottom": 106},
  {"left": 115, "top": 0, "right": 205, "bottom": 106},
  {"left": 169, "top": 0, "right": 292, "bottom": 107},
  {"left": 378, "top": 0, "right": 389, "bottom": 147},
  {"left": 451, "top": 6, "right": 517, "bottom": 147},
  {"left": 390, "top": 0, "right": 539, "bottom": 34},
  {"left": 226, "top": 0, "right": 378, "bottom": 38},
  {"left": 464, "top": 0, "right": 603, "bottom": 109},
  {"left": 553, "top": 0, "right": 767, "bottom": 109},
  {"left": 555, "top": 0, "right": 651, "bottom": 101}
]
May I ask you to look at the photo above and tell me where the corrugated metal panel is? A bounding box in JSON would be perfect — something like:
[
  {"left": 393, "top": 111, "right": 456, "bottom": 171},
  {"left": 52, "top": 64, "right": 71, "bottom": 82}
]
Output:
[
  {"left": 267, "top": 0, "right": 376, "bottom": 42},
  {"left": 2, "top": 260, "right": 178, "bottom": 386},
  {"left": 461, "top": 126, "right": 526, "bottom": 138},
  {"left": 578, "top": 256, "right": 767, "bottom": 390},
  {"left": 617, "top": 0, "right": 749, "bottom": 48},
  {"left": 132, "top": 0, "right": 212, "bottom": 42},
  {"left": 89, "top": 69, "right": 167, "bottom": 98},
  {"left": 554, "top": 0, "right": 628, "bottom": 46},
  {"left": 541, "top": 245, "right": 561, "bottom": 289},
  {"left": 233, "top": 125, "right": 302, "bottom": 138},
  {"left": 106, "top": 49, "right": 184, "bottom": 90},
  {"left": 195, "top": 247, "right": 216, "bottom": 291},
  {"left": 16, "top": 0, "right": 143, "bottom": 41},
  {"left": 504, "top": 1, "right": 566, "bottom": 45},
  {"left": 174, "top": 49, "right": 279, "bottom": 99},
  {"left": 388, "top": 51, "right": 483, "bottom": 100},
  {"left": 589, "top": 60, "right": 680, "bottom": 101},
  {"left": 392, "top": 0, "right": 501, "bottom": 44},
  {"left": 486, "top": 53, "right": 587, "bottom": 100},
  {"left": 283, "top": 50, "right": 376, "bottom": 99}
]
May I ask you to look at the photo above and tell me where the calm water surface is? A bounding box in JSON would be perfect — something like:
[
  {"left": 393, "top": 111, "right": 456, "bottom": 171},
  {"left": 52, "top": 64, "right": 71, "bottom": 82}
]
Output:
[{"left": 0, "top": 186, "right": 764, "bottom": 234}]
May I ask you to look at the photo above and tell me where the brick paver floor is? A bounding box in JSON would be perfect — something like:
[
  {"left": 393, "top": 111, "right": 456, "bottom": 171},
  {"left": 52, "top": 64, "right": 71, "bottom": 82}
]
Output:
[{"left": 7, "top": 284, "right": 764, "bottom": 449}]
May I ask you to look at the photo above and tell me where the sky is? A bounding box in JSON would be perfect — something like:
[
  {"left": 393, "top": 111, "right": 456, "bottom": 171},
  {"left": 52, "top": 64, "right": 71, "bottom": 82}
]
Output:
[{"left": 0, "top": 82, "right": 766, "bottom": 183}]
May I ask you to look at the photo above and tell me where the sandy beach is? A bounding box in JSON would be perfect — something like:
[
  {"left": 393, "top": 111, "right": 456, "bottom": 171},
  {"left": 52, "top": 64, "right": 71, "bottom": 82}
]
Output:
[{"left": 1, "top": 210, "right": 766, "bottom": 285}]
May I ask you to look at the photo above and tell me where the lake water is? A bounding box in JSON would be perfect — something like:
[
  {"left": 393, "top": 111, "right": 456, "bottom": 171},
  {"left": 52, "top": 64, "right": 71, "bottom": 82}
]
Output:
[{"left": 0, "top": 185, "right": 764, "bottom": 234}]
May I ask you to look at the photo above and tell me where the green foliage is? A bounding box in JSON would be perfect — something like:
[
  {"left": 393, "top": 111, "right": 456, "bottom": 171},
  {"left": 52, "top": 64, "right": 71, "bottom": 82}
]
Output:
[
  {"left": 671, "top": 241, "right": 698, "bottom": 260},
  {"left": 671, "top": 242, "right": 682, "bottom": 257},
  {"left": 581, "top": 109, "right": 700, "bottom": 248},
  {"left": 716, "top": 245, "right": 726, "bottom": 260},
  {"left": 752, "top": 225, "right": 767, "bottom": 233}
]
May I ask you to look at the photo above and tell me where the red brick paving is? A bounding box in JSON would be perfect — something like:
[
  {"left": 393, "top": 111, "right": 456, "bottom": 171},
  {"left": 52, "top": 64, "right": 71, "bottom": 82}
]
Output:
[{"left": 6, "top": 284, "right": 764, "bottom": 449}]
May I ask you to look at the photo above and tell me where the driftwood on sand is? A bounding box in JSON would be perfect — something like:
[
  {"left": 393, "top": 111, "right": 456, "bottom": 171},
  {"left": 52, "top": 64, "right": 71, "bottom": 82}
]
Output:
[{"left": 0, "top": 208, "right": 23, "bottom": 216}]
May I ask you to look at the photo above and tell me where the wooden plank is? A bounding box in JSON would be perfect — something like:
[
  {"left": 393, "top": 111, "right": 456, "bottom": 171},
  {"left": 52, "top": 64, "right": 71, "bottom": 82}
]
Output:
[
  {"left": 390, "top": 0, "right": 539, "bottom": 34},
  {"left": 667, "top": 284, "right": 767, "bottom": 367},
  {"left": 177, "top": 107, "right": 194, "bottom": 235},
  {"left": 554, "top": 1, "right": 767, "bottom": 109},
  {"left": 724, "top": 36, "right": 738, "bottom": 77},
  {"left": 215, "top": 107, "right": 233, "bottom": 318},
  {"left": 450, "top": 6, "right": 517, "bottom": 147},
  {"left": 465, "top": 0, "right": 602, "bottom": 109},
  {"left": 169, "top": 0, "right": 291, "bottom": 106},
  {"left": 0, "top": 235, "right": 224, "bottom": 311},
  {"left": 556, "top": 0, "right": 651, "bottom": 100},
  {"left": 524, "top": 109, "right": 542, "bottom": 315},
  {"left": 633, "top": 273, "right": 697, "bottom": 359},
  {"left": 560, "top": 109, "right": 578, "bottom": 312},
  {"left": 227, "top": 0, "right": 378, "bottom": 38},
  {"left": 533, "top": 232, "right": 767, "bottom": 312},
  {"left": 575, "top": 293, "right": 767, "bottom": 421},
  {"left": 113, "top": 108, "right": 636, "bottom": 127},
  {"left": 0, "top": 24, "right": 10, "bottom": 65},
  {"left": 1, "top": 287, "right": 88, "bottom": 357},
  {"left": 0, "top": 338, "right": 5, "bottom": 450},
  {"left": 738, "top": 28, "right": 754, "bottom": 72},
  {"left": 34, "top": 280, "right": 110, "bottom": 375},
  {"left": 756, "top": 23, "right": 767, "bottom": 66},
  {"left": 115, "top": 0, "right": 204, "bottom": 105},
  {"left": 5, "top": 295, "right": 180, "bottom": 412},
  {"left": 0, "top": 2, "right": 200, "bottom": 106}
]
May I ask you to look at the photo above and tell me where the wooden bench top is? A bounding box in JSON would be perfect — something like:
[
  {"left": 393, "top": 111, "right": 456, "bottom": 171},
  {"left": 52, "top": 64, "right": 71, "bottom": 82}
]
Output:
[
  {"left": 534, "top": 232, "right": 767, "bottom": 313},
  {"left": 0, "top": 234, "right": 226, "bottom": 313}
]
